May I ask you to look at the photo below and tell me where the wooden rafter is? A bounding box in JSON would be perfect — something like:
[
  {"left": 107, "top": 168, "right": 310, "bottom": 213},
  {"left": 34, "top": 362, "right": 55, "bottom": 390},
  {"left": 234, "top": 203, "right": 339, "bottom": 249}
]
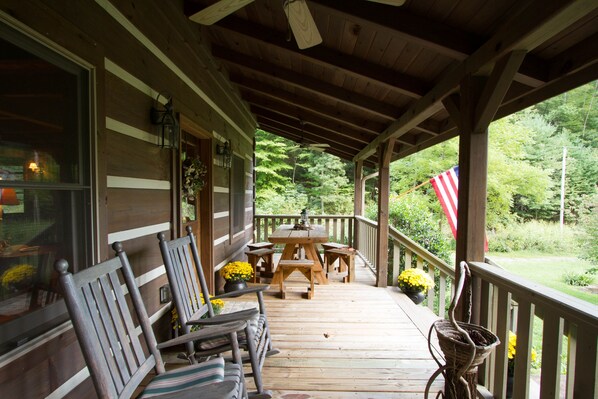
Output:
[
  {"left": 354, "top": 0, "right": 598, "bottom": 161},
  {"left": 214, "top": 17, "right": 430, "bottom": 98}
]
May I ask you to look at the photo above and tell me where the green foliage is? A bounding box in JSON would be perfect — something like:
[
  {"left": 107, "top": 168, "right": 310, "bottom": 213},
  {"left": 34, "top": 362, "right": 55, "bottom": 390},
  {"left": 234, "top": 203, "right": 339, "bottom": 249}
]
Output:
[
  {"left": 366, "top": 193, "right": 452, "bottom": 262},
  {"left": 562, "top": 271, "right": 595, "bottom": 287},
  {"left": 255, "top": 129, "right": 354, "bottom": 215},
  {"left": 304, "top": 153, "right": 353, "bottom": 214},
  {"left": 488, "top": 221, "right": 578, "bottom": 253},
  {"left": 255, "top": 187, "right": 308, "bottom": 214}
]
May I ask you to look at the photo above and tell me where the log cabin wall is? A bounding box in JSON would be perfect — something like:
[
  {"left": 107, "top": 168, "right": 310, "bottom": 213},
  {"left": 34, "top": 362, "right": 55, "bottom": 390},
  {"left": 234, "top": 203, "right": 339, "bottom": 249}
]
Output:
[{"left": 0, "top": 0, "right": 256, "bottom": 397}]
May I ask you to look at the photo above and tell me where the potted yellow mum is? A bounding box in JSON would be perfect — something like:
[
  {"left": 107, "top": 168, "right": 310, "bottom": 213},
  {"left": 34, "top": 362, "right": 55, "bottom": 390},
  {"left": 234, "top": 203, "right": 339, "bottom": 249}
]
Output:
[
  {"left": 397, "top": 267, "right": 435, "bottom": 304},
  {"left": 220, "top": 261, "right": 253, "bottom": 293}
]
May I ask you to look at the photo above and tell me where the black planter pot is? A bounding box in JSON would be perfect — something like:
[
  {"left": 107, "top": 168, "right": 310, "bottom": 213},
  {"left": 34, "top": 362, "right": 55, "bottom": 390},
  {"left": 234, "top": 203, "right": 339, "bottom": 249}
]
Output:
[
  {"left": 401, "top": 288, "right": 426, "bottom": 304},
  {"left": 223, "top": 280, "right": 248, "bottom": 296}
]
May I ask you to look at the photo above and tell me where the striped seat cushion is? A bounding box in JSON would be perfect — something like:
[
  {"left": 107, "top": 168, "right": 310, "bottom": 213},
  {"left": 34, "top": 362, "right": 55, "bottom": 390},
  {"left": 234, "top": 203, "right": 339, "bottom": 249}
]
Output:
[
  {"left": 138, "top": 357, "right": 225, "bottom": 398},
  {"left": 198, "top": 314, "right": 266, "bottom": 351}
]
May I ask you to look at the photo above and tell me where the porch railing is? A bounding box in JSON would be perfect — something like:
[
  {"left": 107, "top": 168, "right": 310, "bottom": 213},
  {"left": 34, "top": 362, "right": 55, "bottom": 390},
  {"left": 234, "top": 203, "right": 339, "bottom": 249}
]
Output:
[
  {"left": 254, "top": 214, "right": 598, "bottom": 398},
  {"left": 254, "top": 214, "right": 353, "bottom": 245},
  {"left": 354, "top": 215, "right": 455, "bottom": 318},
  {"left": 470, "top": 261, "right": 598, "bottom": 399}
]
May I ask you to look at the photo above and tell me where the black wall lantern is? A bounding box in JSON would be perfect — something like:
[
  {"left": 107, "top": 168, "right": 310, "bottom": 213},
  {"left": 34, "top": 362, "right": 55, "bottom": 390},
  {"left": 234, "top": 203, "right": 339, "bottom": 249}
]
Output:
[
  {"left": 150, "top": 92, "right": 179, "bottom": 149},
  {"left": 216, "top": 140, "right": 232, "bottom": 169}
]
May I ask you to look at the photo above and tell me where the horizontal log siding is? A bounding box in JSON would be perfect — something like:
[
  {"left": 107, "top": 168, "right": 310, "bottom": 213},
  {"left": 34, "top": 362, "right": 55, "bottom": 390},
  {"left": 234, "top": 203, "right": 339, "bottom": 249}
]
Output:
[{"left": 0, "top": 0, "right": 255, "bottom": 397}]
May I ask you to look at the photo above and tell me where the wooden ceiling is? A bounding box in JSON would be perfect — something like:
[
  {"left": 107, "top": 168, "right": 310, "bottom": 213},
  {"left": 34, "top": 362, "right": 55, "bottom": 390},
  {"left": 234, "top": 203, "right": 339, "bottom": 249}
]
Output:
[{"left": 185, "top": 0, "right": 598, "bottom": 167}]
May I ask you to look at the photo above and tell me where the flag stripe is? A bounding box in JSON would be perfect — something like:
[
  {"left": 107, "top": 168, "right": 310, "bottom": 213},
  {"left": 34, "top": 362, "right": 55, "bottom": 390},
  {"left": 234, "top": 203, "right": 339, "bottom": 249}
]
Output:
[{"left": 430, "top": 166, "right": 459, "bottom": 239}]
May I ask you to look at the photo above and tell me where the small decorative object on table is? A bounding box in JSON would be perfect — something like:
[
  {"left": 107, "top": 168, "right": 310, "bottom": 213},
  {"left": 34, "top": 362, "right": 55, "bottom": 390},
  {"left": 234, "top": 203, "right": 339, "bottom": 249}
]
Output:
[
  {"left": 220, "top": 261, "right": 253, "bottom": 294},
  {"left": 397, "top": 267, "right": 435, "bottom": 304}
]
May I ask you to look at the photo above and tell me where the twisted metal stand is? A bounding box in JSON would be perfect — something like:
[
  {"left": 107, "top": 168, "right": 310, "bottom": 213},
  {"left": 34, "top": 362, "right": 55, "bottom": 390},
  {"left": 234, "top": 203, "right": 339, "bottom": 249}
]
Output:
[{"left": 424, "top": 262, "right": 490, "bottom": 399}]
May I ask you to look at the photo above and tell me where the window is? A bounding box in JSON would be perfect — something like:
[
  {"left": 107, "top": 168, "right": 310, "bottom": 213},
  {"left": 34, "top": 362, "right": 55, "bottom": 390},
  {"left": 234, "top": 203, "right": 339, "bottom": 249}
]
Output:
[
  {"left": 231, "top": 155, "right": 245, "bottom": 235},
  {"left": 0, "top": 24, "right": 91, "bottom": 354}
]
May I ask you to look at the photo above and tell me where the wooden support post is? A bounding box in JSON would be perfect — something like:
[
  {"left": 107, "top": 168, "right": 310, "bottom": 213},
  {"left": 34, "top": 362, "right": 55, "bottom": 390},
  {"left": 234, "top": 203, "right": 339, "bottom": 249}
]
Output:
[
  {"left": 376, "top": 138, "right": 395, "bottom": 287},
  {"left": 449, "top": 51, "right": 526, "bottom": 323},
  {"left": 354, "top": 160, "right": 363, "bottom": 249}
]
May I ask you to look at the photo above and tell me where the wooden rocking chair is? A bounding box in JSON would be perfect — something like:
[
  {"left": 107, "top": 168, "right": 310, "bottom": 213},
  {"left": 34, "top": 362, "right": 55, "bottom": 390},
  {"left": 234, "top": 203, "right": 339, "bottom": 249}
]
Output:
[
  {"left": 54, "top": 242, "right": 247, "bottom": 399},
  {"left": 158, "top": 227, "right": 279, "bottom": 398}
]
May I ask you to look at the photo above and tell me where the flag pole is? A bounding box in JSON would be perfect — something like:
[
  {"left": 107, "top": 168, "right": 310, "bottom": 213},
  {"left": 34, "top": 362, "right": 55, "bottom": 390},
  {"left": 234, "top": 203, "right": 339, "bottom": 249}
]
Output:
[{"left": 395, "top": 179, "right": 431, "bottom": 200}]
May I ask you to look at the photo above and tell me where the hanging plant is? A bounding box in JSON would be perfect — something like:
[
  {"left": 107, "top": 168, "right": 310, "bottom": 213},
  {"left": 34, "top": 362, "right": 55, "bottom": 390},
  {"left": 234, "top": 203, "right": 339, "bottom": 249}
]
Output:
[{"left": 182, "top": 156, "right": 207, "bottom": 201}]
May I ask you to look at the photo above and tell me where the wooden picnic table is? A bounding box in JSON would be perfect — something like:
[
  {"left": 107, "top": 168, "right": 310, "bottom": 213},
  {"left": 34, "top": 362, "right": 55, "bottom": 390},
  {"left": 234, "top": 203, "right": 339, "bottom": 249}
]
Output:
[{"left": 268, "top": 224, "right": 329, "bottom": 285}]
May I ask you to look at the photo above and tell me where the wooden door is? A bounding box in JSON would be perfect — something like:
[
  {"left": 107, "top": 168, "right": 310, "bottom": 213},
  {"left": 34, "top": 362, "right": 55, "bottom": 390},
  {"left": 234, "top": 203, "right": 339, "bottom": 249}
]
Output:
[{"left": 178, "top": 116, "right": 214, "bottom": 290}]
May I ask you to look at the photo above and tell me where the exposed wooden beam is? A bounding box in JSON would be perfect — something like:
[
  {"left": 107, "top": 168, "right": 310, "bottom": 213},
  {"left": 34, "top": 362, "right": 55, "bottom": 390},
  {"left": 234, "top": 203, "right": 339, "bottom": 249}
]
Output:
[
  {"left": 214, "top": 17, "right": 429, "bottom": 99},
  {"left": 354, "top": 0, "right": 598, "bottom": 161},
  {"left": 474, "top": 50, "right": 527, "bottom": 132},
  {"left": 248, "top": 100, "right": 379, "bottom": 144},
  {"left": 310, "top": 0, "right": 477, "bottom": 59},
  {"left": 497, "top": 62, "right": 598, "bottom": 119},
  {"left": 310, "top": 0, "right": 548, "bottom": 88},
  {"left": 212, "top": 46, "right": 401, "bottom": 121},
  {"left": 442, "top": 94, "right": 462, "bottom": 131},
  {"left": 235, "top": 78, "right": 388, "bottom": 133},
  {"left": 256, "top": 116, "right": 365, "bottom": 153}
]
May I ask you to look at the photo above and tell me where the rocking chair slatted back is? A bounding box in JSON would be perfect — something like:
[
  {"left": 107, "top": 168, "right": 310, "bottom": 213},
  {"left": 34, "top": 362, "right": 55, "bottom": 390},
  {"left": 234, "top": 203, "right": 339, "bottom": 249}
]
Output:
[
  {"left": 158, "top": 227, "right": 278, "bottom": 398},
  {"left": 160, "top": 235, "right": 214, "bottom": 330},
  {"left": 55, "top": 246, "right": 162, "bottom": 398}
]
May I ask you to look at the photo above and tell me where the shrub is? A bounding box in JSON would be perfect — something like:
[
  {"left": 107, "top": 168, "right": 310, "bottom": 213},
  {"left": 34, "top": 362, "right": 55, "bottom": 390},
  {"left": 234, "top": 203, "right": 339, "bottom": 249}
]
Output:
[
  {"left": 563, "top": 271, "right": 594, "bottom": 287},
  {"left": 488, "top": 220, "right": 578, "bottom": 254},
  {"left": 366, "top": 193, "right": 452, "bottom": 262}
]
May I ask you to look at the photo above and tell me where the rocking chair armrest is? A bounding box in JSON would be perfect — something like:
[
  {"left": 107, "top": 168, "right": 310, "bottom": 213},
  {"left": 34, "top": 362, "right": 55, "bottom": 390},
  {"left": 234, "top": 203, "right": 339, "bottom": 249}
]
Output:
[
  {"left": 188, "top": 308, "right": 258, "bottom": 326},
  {"left": 157, "top": 321, "right": 247, "bottom": 349},
  {"left": 212, "top": 284, "right": 270, "bottom": 300}
]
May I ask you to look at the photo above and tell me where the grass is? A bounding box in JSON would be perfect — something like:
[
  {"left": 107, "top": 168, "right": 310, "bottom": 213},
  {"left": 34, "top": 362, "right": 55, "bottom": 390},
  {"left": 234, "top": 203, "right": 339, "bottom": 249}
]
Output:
[{"left": 487, "top": 251, "right": 597, "bottom": 305}]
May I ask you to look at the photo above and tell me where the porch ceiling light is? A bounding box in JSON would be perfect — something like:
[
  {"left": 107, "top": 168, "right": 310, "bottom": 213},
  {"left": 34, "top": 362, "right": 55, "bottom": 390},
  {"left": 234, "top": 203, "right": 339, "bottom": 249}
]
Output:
[{"left": 150, "top": 92, "right": 179, "bottom": 149}]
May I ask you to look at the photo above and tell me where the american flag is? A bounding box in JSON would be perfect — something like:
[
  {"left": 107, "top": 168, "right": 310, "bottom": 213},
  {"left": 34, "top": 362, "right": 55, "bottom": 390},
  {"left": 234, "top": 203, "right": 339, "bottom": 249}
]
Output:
[
  {"left": 430, "top": 166, "right": 459, "bottom": 239},
  {"left": 430, "top": 166, "right": 488, "bottom": 251}
]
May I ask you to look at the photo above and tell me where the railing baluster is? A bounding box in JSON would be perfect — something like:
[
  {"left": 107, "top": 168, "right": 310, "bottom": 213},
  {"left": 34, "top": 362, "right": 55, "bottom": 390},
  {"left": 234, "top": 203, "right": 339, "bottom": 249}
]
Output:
[
  {"left": 427, "top": 264, "right": 435, "bottom": 311},
  {"left": 540, "top": 314, "right": 564, "bottom": 398},
  {"left": 573, "top": 325, "right": 598, "bottom": 398},
  {"left": 493, "top": 287, "right": 512, "bottom": 398},
  {"left": 513, "top": 299, "right": 534, "bottom": 399},
  {"left": 438, "top": 274, "right": 447, "bottom": 318},
  {"left": 392, "top": 242, "right": 401, "bottom": 286},
  {"left": 405, "top": 250, "right": 412, "bottom": 269}
]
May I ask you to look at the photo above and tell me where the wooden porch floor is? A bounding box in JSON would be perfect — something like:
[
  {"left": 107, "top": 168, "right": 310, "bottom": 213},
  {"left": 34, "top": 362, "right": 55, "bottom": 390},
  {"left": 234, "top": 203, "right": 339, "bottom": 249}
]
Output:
[{"left": 235, "top": 255, "right": 444, "bottom": 398}]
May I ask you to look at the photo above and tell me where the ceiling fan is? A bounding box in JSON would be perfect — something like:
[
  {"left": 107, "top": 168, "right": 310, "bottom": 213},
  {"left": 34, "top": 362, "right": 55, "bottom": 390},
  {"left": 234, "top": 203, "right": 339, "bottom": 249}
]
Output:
[
  {"left": 296, "top": 119, "right": 330, "bottom": 151},
  {"left": 189, "top": 0, "right": 406, "bottom": 49}
]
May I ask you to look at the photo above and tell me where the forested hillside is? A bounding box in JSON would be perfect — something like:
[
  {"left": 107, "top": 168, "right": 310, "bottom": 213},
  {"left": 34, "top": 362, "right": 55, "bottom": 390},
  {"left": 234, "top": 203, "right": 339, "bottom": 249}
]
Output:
[{"left": 255, "top": 81, "right": 597, "bottom": 262}]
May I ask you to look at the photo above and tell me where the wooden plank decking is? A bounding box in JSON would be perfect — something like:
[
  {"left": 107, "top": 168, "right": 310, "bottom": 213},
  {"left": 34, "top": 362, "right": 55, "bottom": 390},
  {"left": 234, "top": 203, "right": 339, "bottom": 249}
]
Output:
[{"left": 236, "top": 254, "right": 444, "bottom": 398}]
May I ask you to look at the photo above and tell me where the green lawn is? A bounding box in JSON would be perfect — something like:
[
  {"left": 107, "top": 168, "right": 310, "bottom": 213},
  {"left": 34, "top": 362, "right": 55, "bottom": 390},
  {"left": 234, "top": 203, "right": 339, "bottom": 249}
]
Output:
[{"left": 487, "top": 252, "right": 597, "bottom": 305}]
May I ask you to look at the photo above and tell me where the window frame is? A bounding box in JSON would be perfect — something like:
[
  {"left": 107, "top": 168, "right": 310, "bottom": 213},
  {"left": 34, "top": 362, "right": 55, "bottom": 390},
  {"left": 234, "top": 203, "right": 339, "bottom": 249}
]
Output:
[{"left": 0, "top": 22, "right": 93, "bottom": 354}]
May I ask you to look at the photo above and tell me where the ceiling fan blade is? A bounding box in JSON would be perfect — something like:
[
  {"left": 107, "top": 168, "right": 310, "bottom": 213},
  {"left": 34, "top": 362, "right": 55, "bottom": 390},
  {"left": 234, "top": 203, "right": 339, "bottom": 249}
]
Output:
[
  {"left": 367, "top": 0, "right": 406, "bottom": 5},
  {"left": 284, "top": 0, "right": 322, "bottom": 50},
  {"left": 309, "top": 143, "right": 330, "bottom": 148},
  {"left": 189, "top": 0, "right": 255, "bottom": 25}
]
